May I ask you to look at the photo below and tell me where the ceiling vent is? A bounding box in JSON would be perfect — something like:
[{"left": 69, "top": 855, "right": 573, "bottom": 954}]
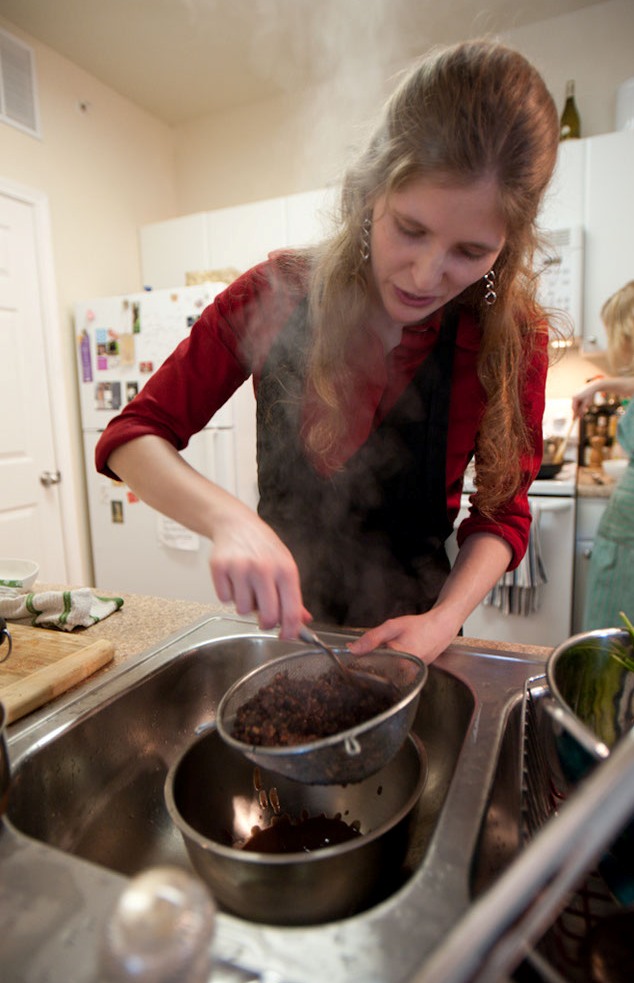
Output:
[{"left": 0, "top": 28, "right": 41, "bottom": 138}]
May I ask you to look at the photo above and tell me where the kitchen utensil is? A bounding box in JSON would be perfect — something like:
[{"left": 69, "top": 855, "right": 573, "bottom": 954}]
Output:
[
  {"left": 216, "top": 644, "right": 427, "bottom": 785},
  {"left": 545, "top": 627, "right": 634, "bottom": 903},
  {"left": 298, "top": 624, "right": 397, "bottom": 700},
  {"left": 0, "top": 702, "right": 9, "bottom": 816},
  {"left": 536, "top": 461, "right": 564, "bottom": 480},
  {"left": 0, "top": 623, "right": 115, "bottom": 723},
  {"left": 0, "top": 558, "right": 39, "bottom": 592},
  {"left": 537, "top": 418, "right": 576, "bottom": 478},
  {"left": 552, "top": 417, "right": 576, "bottom": 464},
  {"left": 0, "top": 617, "right": 11, "bottom": 664},
  {"left": 165, "top": 725, "right": 427, "bottom": 925}
]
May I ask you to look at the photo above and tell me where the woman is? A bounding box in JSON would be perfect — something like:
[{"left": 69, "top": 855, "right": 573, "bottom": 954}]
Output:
[
  {"left": 573, "top": 281, "right": 634, "bottom": 630},
  {"left": 96, "top": 39, "right": 559, "bottom": 663}
]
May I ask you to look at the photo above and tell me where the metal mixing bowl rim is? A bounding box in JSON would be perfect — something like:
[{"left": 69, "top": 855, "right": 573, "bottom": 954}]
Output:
[
  {"left": 215, "top": 647, "right": 428, "bottom": 759},
  {"left": 164, "top": 730, "right": 428, "bottom": 866}
]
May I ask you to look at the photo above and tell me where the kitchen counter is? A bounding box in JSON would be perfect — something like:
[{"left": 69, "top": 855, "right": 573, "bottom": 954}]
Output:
[
  {"left": 36, "top": 582, "right": 232, "bottom": 668},
  {"left": 40, "top": 583, "right": 553, "bottom": 662},
  {"left": 577, "top": 465, "right": 618, "bottom": 498},
  {"left": 15, "top": 583, "right": 553, "bottom": 718}
]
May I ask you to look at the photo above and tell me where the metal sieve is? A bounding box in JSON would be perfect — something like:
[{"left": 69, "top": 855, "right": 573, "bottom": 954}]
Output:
[{"left": 216, "top": 644, "right": 427, "bottom": 785}]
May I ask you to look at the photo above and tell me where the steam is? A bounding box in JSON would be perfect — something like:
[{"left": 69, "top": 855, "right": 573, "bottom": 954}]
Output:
[{"left": 247, "top": 0, "right": 419, "bottom": 182}]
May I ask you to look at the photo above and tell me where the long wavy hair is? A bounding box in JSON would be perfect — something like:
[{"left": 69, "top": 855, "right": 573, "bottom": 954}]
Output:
[{"left": 300, "top": 39, "right": 559, "bottom": 515}]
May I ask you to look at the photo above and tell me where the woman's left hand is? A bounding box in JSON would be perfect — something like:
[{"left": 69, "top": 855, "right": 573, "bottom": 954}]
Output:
[
  {"left": 346, "top": 609, "right": 460, "bottom": 665},
  {"left": 347, "top": 532, "right": 514, "bottom": 664}
]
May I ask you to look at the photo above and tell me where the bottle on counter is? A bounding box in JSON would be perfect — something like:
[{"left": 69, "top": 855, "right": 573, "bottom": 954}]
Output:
[
  {"left": 560, "top": 80, "right": 581, "bottom": 140},
  {"left": 603, "top": 393, "right": 622, "bottom": 455},
  {"left": 578, "top": 391, "right": 623, "bottom": 465},
  {"left": 578, "top": 398, "right": 599, "bottom": 466}
]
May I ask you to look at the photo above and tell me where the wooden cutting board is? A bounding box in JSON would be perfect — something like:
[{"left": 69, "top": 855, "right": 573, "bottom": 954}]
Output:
[{"left": 0, "top": 623, "right": 115, "bottom": 724}]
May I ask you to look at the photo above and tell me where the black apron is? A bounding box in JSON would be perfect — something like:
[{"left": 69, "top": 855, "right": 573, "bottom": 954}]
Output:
[{"left": 256, "top": 301, "right": 459, "bottom": 627}]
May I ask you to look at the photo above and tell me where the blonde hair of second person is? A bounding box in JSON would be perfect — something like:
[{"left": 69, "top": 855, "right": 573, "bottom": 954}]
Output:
[{"left": 572, "top": 280, "right": 634, "bottom": 418}]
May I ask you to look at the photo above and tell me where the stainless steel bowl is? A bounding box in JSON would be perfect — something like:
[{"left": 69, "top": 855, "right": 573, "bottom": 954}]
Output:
[
  {"left": 546, "top": 627, "right": 634, "bottom": 762},
  {"left": 546, "top": 627, "right": 634, "bottom": 903},
  {"left": 165, "top": 727, "right": 427, "bottom": 925}
]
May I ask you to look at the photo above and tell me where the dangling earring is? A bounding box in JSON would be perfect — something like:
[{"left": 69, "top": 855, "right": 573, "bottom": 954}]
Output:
[
  {"left": 360, "top": 216, "right": 372, "bottom": 262},
  {"left": 483, "top": 269, "right": 497, "bottom": 306}
]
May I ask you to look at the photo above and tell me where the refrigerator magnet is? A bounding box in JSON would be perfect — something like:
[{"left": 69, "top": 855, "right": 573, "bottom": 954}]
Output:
[{"left": 78, "top": 329, "right": 93, "bottom": 383}]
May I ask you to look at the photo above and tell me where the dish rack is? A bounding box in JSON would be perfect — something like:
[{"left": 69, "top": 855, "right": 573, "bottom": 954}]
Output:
[
  {"left": 416, "top": 678, "right": 634, "bottom": 983},
  {"left": 517, "top": 683, "right": 625, "bottom": 981}
]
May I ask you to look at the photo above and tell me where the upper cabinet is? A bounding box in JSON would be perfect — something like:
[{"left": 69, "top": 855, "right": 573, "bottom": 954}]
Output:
[
  {"left": 582, "top": 132, "right": 634, "bottom": 356},
  {"left": 141, "top": 134, "right": 634, "bottom": 360},
  {"left": 285, "top": 187, "right": 339, "bottom": 248},
  {"left": 139, "top": 212, "right": 210, "bottom": 291},
  {"left": 539, "top": 139, "right": 585, "bottom": 232},
  {"left": 205, "top": 196, "right": 287, "bottom": 271},
  {"left": 538, "top": 131, "right": 634, "bottom": 356},
  {"left": 139, "top": 186, "right": 339, "bottom": 290}
]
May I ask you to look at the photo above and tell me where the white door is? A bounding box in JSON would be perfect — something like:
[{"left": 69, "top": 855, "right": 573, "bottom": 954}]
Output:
[{"left": 0, "top": 190, "right": 68, "bottom": 579}]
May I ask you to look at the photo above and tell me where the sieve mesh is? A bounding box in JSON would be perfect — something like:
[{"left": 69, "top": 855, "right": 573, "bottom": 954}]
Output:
[{"left": 216, "top": 646, "right": 427, "bottom": 786}]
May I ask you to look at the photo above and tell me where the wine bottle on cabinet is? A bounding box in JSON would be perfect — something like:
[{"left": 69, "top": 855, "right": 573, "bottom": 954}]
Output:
[{"left": 560, "top": 80, "right": 581, "bottom": 140}]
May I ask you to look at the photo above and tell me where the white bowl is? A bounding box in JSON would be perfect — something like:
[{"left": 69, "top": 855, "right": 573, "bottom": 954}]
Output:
[
  {"left": 0, "top": 558, "right": 39, "bottom": 591},
  {"left": 602, "top": 458, "right": 628, "bottom": 482}
]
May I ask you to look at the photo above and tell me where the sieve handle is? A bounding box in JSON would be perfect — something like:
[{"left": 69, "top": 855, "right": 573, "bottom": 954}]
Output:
[{"left": 298, "top": 626, "right": 350, "bottom": 678}]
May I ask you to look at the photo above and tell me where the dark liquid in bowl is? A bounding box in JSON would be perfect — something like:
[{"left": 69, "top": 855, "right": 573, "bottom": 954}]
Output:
[{"left": 242, "top": 814, "right": 361, "bottom": 853}]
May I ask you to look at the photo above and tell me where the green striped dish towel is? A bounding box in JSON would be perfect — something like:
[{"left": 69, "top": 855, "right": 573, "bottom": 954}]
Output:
[{"left": 0, "top": 589, "right": 124, "bottom": 630}]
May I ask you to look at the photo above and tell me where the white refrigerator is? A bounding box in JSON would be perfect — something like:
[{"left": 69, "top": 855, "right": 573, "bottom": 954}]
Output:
[{"left": 75, "top": 284, "right": 257, "bottom": 603}]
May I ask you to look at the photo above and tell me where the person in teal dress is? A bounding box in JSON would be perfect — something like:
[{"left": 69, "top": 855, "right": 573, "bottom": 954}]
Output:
[{"left": 572, "top": 281, "right": 634, "bottom": 630}]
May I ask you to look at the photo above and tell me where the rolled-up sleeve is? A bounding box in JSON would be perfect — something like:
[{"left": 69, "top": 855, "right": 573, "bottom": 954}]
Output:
[
  {"left": 95, "top": 259, "right": 302, "bottom": 480},
  {"left": 455, "top": 327, "right": 548, "bottom": 570}
]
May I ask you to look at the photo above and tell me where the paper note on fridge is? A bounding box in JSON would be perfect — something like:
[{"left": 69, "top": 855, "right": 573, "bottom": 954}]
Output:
[{"left": 157, "top": 516, "right": 200, "bottom": 552}]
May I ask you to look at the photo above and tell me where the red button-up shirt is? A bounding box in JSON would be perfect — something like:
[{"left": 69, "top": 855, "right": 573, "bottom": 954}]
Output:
[{"left": 95, "top": 255, "right": 547, "bottom": 569}]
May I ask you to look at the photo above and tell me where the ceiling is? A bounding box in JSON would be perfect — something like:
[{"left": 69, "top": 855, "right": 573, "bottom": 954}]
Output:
[{"left": 0, "top": 0, "right": 601, "bottom": 125}]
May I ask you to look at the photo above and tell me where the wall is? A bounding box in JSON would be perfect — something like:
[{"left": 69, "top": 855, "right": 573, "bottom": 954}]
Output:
[
  {"left": 546, "top": 347, "right": 606, "bottom": 400},
  {"left": 0, "top": 15, "right": 176, "bottom": 578},
  {"left": 172, "top": 0, "right": 634, "bottom": 213}
]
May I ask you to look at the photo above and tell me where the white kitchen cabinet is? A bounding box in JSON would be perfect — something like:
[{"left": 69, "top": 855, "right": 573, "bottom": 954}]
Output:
[
  {"left": 536, "top": 140, "right": 585, "bottom": 342},
  {"left": 582, "top": 131, "right": 634, "bottom": 356},
  {"left": 139, "top": 187, "right": 337, "bottom": 289},
  {"left": 573, "top": 496, "right": 608, "bottom": 633},
  {"left": 285, "top": 186, "right": 339, "bottom": 248},
  {"left": 205, "top": 196, "right": 287, "bottom": 272},
  {"left": 536, "top": 131, "right": 634, "bottom": 357},
  {"left": 539, "top": 139, "right": 585, "bottom": 232},
  {"left": 139, "top": 212, "right": 209, "bottom": 290}
]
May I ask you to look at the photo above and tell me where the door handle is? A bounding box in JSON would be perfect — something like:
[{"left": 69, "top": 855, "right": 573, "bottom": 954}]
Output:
[{"left": 40, "top": 469, "right": 62, "bottom": 487}]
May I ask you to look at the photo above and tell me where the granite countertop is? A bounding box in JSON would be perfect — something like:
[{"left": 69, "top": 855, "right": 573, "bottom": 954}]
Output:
[
  {"left": 577, "top": 466, "right": 618, "bottom": 499},
  {"left": 37, "top": 583, "right": 553, "bottom": 673},
  {"left": 38, "top": 583, "right": 233, "bottom": 669}
]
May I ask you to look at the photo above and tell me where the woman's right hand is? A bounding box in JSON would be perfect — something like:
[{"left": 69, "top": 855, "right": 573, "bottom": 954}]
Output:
[
  {"left": 209, "top": 501, "right": 309, "bottom": 638},
  {"left": 109, "top": 435, "right": 309, "bottom": 638}
]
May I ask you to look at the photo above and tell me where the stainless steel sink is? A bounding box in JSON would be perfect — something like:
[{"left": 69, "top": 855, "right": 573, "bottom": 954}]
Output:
[{"left": 1, "top": 615, "right": 548, "bottom": 983}]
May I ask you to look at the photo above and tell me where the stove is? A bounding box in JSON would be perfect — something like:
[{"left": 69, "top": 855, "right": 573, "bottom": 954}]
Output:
[{"left": 463, "top": 460, "right": 578, "bottom": 497}]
